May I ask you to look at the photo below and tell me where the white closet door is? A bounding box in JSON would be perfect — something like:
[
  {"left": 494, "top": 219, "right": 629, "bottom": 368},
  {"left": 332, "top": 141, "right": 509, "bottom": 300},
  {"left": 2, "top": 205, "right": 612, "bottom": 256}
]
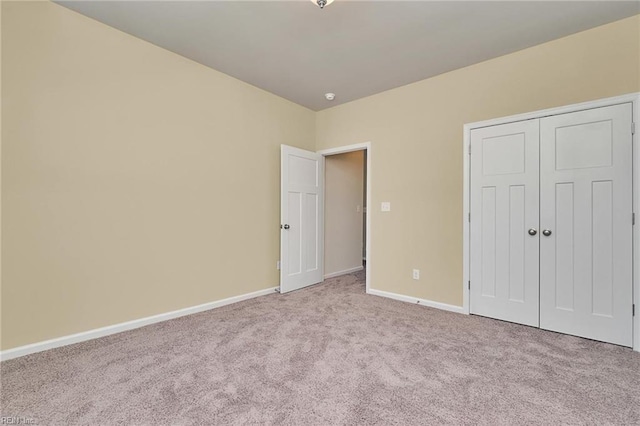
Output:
[
  {"left": 470, "top": 120, "right": 540, "bottom": 327},
  {"left": 540, "top": 103, "right": 633, "bottom": 347}
]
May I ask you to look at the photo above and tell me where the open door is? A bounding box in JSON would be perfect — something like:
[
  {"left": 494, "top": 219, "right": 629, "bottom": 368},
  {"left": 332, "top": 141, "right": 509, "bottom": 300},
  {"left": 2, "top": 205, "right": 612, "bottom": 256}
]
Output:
[{"left": 280, "top": 145, "right": 324, "bottom": 293}]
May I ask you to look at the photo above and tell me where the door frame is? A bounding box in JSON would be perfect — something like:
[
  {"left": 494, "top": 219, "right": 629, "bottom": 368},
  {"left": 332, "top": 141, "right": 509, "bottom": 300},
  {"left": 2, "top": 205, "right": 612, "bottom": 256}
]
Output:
[
  {"left": 462, "top": 92, "right": 640, "bottom": 352},
  {"left": 317, "top": 142, "right": 372, "bottom": 293}
]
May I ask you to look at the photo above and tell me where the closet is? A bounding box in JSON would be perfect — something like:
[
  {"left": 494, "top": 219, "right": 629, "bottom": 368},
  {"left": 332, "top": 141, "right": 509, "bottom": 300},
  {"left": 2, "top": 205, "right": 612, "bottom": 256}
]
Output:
[{"left": 469, "top": 103, "right": 633, "bottom": 347}]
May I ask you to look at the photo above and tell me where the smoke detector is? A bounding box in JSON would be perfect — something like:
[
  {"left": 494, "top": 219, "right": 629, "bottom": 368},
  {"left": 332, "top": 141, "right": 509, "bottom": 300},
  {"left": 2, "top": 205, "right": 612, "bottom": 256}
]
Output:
[{"left": 325, "top": 93, "right": 336, "bottom": 101}]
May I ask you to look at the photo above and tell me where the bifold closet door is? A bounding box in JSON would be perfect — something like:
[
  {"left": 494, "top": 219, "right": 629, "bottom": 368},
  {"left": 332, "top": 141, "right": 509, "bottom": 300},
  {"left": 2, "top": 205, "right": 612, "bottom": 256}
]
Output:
[
  {"left": 539, "top": 103, "right": 633, "bottom": 347},
  {"left": 470, "top": 120, "right": 540, "bottom": 327}
]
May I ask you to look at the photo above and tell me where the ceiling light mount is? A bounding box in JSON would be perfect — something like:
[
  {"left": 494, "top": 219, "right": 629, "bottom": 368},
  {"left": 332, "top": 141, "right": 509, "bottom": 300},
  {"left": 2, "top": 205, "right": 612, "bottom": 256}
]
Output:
[
  {"left": 325, "top": 93, "right": 336, "bottom": 101},
  {"left": 311, "top": 0, "right": 335, "bottom": 9}
]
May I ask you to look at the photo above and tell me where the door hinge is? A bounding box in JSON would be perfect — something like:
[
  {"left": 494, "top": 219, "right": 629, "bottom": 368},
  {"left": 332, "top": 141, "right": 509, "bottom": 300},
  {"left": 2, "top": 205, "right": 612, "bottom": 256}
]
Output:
[
  {"left": 633, "top": 122, "right": 636, "bottom": 135},
  {"left": 633, "top": 304, "right": 635, "bottom": 317},
  {"left": 468, "top": 280, "right": 471, "bottom": 290},
  {"left": 468, "top": 213, "right": 471, "bottom": 223},
  {"left": 468, "top": 144, "right": 471, "bottom": 155},
  {"left": 633, "top": 213, "right": 636, "bottom": 225}
]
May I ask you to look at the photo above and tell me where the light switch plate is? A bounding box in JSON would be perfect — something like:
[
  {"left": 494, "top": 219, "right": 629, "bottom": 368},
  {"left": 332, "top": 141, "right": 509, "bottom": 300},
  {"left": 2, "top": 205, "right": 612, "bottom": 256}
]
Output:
[{"left": 381, "top": 202, "right": 391, "bottom": 212}]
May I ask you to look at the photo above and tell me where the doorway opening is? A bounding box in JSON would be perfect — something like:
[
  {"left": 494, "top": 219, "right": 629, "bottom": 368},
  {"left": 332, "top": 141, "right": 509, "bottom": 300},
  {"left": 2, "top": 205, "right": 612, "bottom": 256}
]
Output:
[{"left": 319, "top": 143, "right": 371, "bottom": 293}]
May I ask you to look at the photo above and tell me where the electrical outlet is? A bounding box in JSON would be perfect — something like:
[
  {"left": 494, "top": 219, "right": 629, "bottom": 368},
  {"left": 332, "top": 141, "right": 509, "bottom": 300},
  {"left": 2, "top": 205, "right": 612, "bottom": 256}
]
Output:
[
  {"left": 381, "top": 202, "right": 391, "bottom": 212},
  {"left": 412, "top": 269, "right": 420, "bottom": 280},
  {"left": 277, "top": 260, "right": 281, "bottom": 270}
]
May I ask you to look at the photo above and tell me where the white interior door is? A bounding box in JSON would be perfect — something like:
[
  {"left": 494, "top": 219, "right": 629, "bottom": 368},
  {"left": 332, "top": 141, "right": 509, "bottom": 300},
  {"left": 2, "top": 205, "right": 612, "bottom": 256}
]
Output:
[
  {"left": 540, "top": 103, "right": 633, "bottom": 347},
  {"left": 280, "top": 145, "right": 324, "bottom": 293},
  {"left": 470, "top": 119, "right": 540, "bottom": 327}
]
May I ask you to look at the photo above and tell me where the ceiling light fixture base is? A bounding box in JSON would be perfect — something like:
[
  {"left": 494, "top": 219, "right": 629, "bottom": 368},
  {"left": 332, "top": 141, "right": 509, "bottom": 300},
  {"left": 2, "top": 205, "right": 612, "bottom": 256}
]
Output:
[{"left": 311, "top": 0, "right": 335, "bottom": 9}]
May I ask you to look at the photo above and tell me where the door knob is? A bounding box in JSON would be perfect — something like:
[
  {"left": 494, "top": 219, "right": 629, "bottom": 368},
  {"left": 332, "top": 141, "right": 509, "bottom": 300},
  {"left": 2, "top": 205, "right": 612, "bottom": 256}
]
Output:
[
  {"left": 283, "top": 224, "right": 290, "bottom": 230},
  {"left": 542, "top": 229, "right": 552, "bottom": 237},
  {"left": 528, "top": 228, "right": 537, "bottom": 236}
]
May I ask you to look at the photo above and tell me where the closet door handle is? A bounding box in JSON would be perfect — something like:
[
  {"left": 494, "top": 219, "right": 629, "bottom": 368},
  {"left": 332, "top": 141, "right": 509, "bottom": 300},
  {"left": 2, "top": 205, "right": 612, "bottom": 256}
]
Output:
[
  {"left": 528, "top": 228, "right": 537, "bottom": 236},
  {"left": 542, "top": 229, "right": 552, "bottom": 237}
]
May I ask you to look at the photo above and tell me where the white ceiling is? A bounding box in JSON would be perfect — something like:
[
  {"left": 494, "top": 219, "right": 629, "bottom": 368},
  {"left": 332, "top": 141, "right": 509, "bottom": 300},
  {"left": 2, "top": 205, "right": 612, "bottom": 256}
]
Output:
[{"left": 56, "top": 1, "right": 640, "bottom": 111}]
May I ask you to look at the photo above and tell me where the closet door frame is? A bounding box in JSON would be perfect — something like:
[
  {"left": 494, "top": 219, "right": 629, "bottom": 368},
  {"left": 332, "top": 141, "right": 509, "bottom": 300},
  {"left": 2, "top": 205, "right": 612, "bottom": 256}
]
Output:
[{"left": 462, "top": 92, "right": 640, "bottom": 352}]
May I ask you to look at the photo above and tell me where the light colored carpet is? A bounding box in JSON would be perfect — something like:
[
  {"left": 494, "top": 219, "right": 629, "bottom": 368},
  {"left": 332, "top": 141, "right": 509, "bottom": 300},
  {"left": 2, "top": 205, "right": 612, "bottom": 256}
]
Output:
[{"left": 2, "top": 271, "right": 639, "bottom": 425}]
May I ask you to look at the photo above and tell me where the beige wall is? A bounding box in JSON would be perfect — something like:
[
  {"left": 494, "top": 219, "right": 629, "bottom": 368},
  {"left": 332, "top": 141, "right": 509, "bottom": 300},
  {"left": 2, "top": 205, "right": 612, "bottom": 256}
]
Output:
[
  {"left": 1, "top": 1, "right": 315, "bottom": 350},
  {"left": 316, "top": 15, "right": 640, "bottom": 307},
  {"left": 324, "top": 151, "right": 364, "bottom": 276}
]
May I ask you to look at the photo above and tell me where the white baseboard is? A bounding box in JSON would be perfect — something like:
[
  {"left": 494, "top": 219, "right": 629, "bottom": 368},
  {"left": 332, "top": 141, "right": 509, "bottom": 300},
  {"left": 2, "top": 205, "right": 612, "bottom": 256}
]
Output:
[
  {"left": 0, "top": 286, "right": 278, "bottom": 362},
  {"left": 324, "top": 266, "right": 364, "bottom": 279},
  {"left": 367, "top": 288, "right": 466, "bottom": 314}
]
